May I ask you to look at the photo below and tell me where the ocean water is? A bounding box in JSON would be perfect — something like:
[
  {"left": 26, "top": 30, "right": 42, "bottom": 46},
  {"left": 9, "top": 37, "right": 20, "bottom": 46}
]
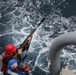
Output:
[{"left": 0, "top": 0, "right": 76, "bottom": 75}]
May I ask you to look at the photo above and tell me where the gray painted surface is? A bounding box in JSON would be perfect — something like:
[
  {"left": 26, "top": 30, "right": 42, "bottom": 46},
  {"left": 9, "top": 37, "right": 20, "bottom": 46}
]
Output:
[
  {"left": 48, "top": 31, "right": 76, "bottom": 75},
  {"left": 0, "top": 61, "right": 2, "bottom": 70}
]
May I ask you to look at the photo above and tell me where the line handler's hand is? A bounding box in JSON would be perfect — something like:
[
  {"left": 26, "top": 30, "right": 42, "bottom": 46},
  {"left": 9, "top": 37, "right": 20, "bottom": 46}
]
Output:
[{"left": 17, "top": 48, "right": 23, "bottom": 54}]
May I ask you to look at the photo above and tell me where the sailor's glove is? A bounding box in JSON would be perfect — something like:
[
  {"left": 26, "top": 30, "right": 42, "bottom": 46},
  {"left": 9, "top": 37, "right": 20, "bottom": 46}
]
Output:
[{"left": 23, "top": 65, "right": 30, "bottom": 72}]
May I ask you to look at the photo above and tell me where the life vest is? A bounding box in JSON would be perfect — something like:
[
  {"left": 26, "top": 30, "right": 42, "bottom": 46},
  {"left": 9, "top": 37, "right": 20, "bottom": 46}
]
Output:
[
  {"left": 7, "top": 70, "right": 25, "bottom": 75},
  {"left": 1, "top": 52, "right": 12, "bottom": 73}
]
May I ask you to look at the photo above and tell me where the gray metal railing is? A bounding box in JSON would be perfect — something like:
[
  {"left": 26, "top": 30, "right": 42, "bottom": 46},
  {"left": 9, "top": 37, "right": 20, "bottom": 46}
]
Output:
[{"left": 48, "top": 31, "right": 76, "bottom": 75}]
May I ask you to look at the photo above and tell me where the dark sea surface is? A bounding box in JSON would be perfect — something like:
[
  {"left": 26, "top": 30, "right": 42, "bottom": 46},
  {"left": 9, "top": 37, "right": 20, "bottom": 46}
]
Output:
[{"left": 0, "top": 0, "right": 76, "bottom": 75}]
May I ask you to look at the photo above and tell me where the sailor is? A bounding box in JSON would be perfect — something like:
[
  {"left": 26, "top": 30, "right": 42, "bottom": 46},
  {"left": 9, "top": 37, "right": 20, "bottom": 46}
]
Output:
[
  {"left": 6, "top": 59, "right": 30, "bottom": 75},
  {"left": 1, "top": 44, "right": 23, "bottom": 75}
]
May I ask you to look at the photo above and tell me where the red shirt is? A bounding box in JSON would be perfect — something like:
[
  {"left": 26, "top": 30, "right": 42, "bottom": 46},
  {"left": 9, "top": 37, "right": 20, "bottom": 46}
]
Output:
[{"left": 2, "top": 52, "right": 12, "bottom": 73}]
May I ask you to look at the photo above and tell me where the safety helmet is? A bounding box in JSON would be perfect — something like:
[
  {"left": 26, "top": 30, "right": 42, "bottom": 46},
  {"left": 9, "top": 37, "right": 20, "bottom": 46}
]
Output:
[
  {"left": 8, "top": 59, "right": 17, "bottom": 66},
  {"left": 8, "top": 59, "right": 17, "bottom": 70},
  {"left": 5, "top": 44, "right": 16, "bottom": 53}
]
